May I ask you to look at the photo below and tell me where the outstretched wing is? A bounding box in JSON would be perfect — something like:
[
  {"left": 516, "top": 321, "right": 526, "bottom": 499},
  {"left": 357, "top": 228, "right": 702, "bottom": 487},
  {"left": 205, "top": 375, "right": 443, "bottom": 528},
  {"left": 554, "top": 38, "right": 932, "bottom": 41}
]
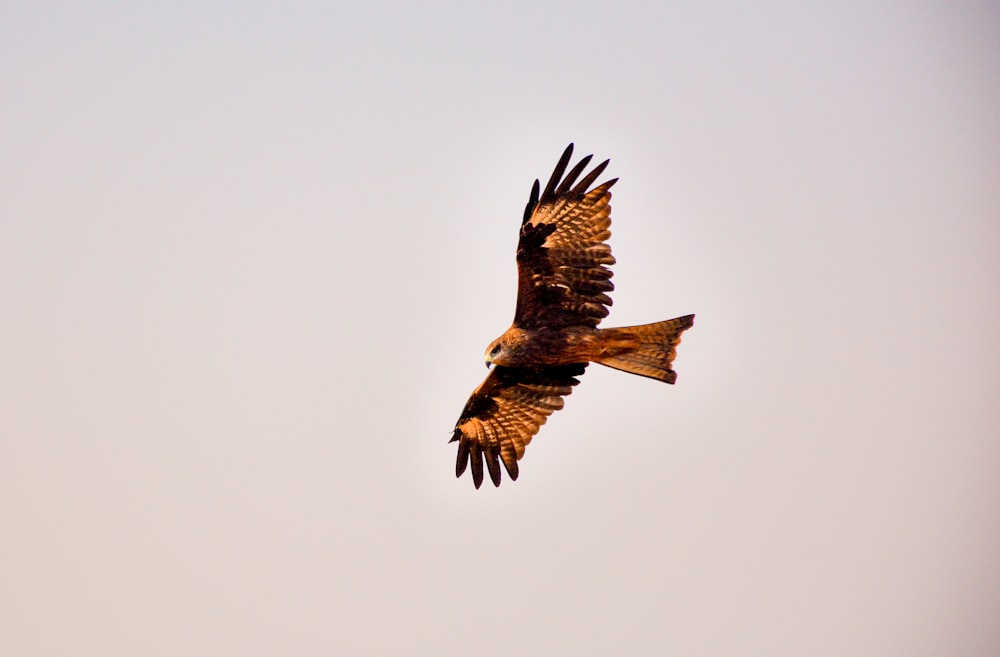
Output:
[
  {"left": 515, "top": 143, "right": 618, "bottom": 330},
  {"left": 451, "top": 364, "right": 586, "bottom": 488}
]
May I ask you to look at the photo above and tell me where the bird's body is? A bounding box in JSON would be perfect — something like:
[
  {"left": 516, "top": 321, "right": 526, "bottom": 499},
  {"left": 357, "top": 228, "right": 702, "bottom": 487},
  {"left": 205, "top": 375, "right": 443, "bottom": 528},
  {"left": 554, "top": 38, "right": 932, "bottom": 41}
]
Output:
[
  {"left": 485, "top": 323, "right": 690, "bottom": 379},
  {"left": 450, "top": 144, "right": 694, "bottom": 488},
  {"left": 485, "top": 326, "right": 604, "bottom": 369}
]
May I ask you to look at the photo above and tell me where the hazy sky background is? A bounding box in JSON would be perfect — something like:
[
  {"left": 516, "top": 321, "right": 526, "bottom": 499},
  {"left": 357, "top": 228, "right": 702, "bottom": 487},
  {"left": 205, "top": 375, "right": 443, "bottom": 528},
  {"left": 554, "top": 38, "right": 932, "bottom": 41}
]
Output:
[{"left": 2, "top": 1, "right": 998, "bottom": 655}]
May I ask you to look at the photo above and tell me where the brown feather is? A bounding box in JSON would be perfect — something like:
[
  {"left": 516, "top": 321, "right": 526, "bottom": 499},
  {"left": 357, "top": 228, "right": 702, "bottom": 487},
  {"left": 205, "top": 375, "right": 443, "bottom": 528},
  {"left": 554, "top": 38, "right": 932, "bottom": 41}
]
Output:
[{"left": 594, "top": 315, "right": 696, "bottom": 383}]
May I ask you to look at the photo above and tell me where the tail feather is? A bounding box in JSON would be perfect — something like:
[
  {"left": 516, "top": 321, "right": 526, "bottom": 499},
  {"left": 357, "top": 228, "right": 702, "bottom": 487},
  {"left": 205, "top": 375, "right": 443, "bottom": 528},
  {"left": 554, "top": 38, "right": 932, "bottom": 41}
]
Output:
[{"left": 595, "top": 314, "right": 694, "bottom": 383}]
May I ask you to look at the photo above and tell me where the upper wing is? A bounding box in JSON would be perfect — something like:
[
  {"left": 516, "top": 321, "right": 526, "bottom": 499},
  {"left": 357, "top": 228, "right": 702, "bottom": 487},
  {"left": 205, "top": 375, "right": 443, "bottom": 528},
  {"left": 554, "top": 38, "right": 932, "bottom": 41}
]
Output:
[
  {"left": 450, "top": 363, "right": 586, "bottom": 488},
  {"left": 514, "top": 144, "right": 618, "bottom": 330}
]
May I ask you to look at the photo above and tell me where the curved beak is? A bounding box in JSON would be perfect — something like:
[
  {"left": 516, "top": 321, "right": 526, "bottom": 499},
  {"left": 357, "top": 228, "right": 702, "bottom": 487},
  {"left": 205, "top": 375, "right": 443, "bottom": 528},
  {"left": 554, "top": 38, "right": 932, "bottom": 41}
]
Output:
[{"left": 484, "top": 356, "right": 492, "bottom": 369}]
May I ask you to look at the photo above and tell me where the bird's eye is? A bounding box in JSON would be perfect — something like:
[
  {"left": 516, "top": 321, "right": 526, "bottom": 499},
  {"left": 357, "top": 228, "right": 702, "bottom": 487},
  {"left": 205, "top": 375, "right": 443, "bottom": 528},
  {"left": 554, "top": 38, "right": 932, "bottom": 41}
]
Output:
[{"left": 490, "top": 344, "right": 502, "bottom": 356}]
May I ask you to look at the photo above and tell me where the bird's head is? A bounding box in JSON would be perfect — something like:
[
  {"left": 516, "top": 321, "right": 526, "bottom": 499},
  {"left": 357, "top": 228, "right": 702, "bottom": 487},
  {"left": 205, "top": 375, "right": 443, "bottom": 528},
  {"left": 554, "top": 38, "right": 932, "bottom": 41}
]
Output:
[{"left": 484, "top": 337, "right": 505, "bottom": 368}]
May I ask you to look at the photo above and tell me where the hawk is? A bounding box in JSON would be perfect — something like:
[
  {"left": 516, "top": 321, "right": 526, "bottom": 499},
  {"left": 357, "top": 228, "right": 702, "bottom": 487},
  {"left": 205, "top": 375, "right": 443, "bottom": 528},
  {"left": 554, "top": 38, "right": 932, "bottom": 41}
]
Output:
[{"left": 450, "top": 144, "right": 694, "bottom": 488}]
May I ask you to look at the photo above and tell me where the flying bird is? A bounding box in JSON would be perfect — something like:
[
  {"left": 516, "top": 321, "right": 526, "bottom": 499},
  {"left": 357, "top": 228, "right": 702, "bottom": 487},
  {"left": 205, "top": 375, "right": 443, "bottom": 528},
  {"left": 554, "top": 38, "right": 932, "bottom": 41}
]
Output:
[{"left": 450, "top": 144, "right": 694, "bottom": 488}]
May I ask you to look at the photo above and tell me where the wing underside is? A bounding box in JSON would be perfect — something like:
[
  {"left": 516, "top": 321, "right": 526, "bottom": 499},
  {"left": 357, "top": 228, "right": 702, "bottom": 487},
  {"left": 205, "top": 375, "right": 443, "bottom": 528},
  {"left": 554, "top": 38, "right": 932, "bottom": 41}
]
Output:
[
  {"left": 514, "top": 144, "right": 618, "bottom": 331},
  {"left": 451, "top": 364, "right": 586, "bottom": 488}
]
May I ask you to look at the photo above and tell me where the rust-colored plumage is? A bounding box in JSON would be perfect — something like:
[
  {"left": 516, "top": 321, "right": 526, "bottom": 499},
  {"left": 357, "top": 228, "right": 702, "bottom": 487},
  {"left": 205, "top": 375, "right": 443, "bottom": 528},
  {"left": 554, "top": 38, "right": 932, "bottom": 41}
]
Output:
[{"left": 450, "top": 144, "right": 694, "bottom": 488}]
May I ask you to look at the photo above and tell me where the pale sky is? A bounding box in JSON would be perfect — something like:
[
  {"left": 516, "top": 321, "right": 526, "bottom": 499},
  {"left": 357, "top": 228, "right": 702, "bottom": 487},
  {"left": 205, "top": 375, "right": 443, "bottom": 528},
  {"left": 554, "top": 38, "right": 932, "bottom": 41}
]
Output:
[{"left": 2, "top": 2, "right": 998, "bottom": 655}]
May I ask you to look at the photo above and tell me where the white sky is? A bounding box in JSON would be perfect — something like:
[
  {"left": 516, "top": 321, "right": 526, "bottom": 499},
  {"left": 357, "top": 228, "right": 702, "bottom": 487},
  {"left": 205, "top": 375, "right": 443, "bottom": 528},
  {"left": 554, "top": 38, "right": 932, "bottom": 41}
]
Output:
[{"left": 2, "top": 1, "right": 998, "bottom": 655}]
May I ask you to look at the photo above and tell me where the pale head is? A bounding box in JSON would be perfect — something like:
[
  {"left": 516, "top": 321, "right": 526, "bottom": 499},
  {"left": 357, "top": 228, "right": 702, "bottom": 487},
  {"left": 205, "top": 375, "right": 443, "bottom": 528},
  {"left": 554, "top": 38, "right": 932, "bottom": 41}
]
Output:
[
  {"left": 483, "top": 328, "right": 532, "bottom": 368},
  {"left": 484, "top": 336, "right": 505, "bottom": 368}
]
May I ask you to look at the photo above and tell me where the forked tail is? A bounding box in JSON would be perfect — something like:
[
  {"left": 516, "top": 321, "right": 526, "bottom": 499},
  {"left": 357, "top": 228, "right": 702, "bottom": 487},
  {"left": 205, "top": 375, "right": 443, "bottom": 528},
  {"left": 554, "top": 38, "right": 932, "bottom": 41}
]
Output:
[{"left": 595, "top": 314, "right": 695, "bottom": 383}]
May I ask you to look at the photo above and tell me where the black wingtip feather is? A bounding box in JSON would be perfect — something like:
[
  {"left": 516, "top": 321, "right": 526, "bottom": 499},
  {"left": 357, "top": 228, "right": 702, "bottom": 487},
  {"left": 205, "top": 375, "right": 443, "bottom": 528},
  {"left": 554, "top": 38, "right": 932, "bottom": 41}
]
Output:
[
  {"left": 470, "top": 443, "right": 484, "bottom": 489},
  {"left": 486, "top": 450, "right": 502, "bottom": 487},
  {"left": 455, "top": 439, "right": 470, "bottom": 477},
  {"left": 522, "top": 179, "right": 540, "bottom": 225},
  {"left": 555, "top": 154, "right": 594, "bottom": 196},
  {"left": 501, "top": 455, "right": 519, "bottom": 481},
  {"left": 526, "top": 146, "right": 615, "bottom": 224},
  {"left": 573, "top": 159, "right": 611, "bottom": 194},
  {"left": 542, "top": 143, "right": 575, "bottom": 202}
]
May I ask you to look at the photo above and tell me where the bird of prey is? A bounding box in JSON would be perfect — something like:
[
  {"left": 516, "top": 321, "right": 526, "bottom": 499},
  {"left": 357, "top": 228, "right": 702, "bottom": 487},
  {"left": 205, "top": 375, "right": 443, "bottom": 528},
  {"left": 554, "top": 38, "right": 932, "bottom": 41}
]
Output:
[{"left": 450, "top": 144, "right": 694, "bottom": 488}]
